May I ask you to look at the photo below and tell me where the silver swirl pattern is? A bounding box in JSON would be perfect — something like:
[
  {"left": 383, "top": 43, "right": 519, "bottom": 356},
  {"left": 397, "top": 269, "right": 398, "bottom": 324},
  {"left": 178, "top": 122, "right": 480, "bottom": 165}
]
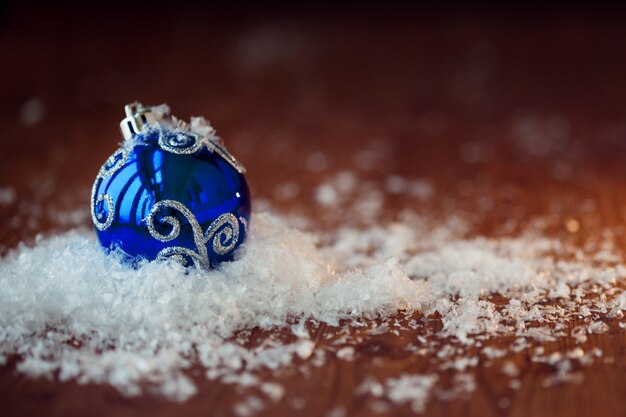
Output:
[
  {"left": 99, "top": 148, "right": 130, "bottom": 177},
  {"left": 157, "top": 130, "right": 201, "bottom": 155},
  {"left": 92, "top": 193, "right": 114, "bottom": 231},
  {"left": 145, "top": 199, "right": 241, "bottom": 269},
  {"left": 204, "top": 213, "right": 240, "bottom": 255},
  {"left": 91, "top": 148, "right": 130, "bottom": 231},
  {"left": 155, "top": 127, "right": 246, "bottom": 174}
]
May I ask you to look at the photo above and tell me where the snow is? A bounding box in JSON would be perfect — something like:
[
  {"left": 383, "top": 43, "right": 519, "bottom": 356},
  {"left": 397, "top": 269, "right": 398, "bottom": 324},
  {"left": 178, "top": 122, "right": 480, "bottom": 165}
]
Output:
[{"left": 1, "top": 172, "right": 626, "bottom": 415}]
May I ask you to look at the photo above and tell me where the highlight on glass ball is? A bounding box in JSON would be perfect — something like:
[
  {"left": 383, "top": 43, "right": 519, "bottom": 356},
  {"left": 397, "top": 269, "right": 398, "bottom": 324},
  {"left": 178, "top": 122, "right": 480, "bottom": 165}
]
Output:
[{"left": 90, "top": 102, "right": 251, "bottom": 269}]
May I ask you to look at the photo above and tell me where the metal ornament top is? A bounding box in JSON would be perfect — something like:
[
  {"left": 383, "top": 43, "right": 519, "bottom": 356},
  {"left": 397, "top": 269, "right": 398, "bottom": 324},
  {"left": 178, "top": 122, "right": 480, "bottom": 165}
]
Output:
[{"left": 119, "top": 102, "right": 245, "bottom": 174}]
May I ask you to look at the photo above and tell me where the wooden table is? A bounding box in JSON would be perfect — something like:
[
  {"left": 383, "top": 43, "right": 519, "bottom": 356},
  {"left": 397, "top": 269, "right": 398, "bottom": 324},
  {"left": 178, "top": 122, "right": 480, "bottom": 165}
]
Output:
[{"left": 2, "top": 6, "right": 626, "bottom": 417}]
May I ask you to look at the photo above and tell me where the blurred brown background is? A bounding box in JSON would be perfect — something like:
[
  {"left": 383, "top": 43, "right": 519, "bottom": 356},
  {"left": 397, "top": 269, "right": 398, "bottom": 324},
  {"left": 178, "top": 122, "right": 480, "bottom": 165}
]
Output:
[
  {"left": 2, "top": 2, "right": 626, "bottom": 416},
  {"left": 2, "top": 3, "right": 626, "bottom": 221}
]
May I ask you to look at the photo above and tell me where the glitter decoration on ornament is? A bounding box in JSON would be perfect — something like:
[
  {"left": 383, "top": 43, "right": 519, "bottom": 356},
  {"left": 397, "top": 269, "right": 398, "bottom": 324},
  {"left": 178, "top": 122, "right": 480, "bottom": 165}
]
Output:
[{"left": 91, "top": 102, "right": 251, "bottom": 268}]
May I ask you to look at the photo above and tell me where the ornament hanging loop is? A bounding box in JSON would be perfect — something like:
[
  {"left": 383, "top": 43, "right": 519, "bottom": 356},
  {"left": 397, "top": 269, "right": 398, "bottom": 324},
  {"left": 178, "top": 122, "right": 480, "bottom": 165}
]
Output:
[{"left": 120, "top": 102, "right": 158, "bottom": 141}]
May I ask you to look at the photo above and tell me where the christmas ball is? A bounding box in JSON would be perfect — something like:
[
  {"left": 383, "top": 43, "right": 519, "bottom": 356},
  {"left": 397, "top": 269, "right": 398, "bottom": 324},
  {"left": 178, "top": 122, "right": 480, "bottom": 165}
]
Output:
[{"left": 91, "top": 102, "right": 251, "bottom": 269}]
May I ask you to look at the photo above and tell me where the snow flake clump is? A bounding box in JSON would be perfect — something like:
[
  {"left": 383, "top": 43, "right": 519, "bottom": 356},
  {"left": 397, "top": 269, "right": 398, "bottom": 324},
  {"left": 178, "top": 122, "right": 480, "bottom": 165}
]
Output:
[{"left": 1, "top": 201, "right": 626, "bottom": 412}]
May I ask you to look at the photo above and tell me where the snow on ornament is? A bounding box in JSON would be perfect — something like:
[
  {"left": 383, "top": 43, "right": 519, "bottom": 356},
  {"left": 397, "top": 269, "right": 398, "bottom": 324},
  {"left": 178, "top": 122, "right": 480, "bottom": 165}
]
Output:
[{"left": 91, "top": 102, "right": 251, "bottom": 268}]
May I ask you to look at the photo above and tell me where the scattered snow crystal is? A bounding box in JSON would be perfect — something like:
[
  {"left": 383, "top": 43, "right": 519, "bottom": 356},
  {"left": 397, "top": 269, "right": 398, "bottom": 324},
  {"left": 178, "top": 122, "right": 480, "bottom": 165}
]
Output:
[
  {"left": 0, "top": 186, "right": 16, "bottom": 206},
  {"left": 385, "top": 374, "right": 439, "bottom": 413}
]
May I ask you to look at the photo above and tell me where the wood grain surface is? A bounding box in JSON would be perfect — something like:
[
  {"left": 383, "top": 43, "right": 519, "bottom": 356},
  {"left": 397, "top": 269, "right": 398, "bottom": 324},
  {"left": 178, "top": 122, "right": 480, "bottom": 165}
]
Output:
[{"left": 2, "top": 5, "right": 626, "bottom": 417}]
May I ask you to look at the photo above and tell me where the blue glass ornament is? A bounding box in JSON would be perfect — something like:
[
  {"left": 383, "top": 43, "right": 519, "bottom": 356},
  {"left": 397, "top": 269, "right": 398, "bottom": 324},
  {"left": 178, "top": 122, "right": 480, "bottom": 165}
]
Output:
[{"left": 91, "top": 102, "right": 251, "bottom": 269}]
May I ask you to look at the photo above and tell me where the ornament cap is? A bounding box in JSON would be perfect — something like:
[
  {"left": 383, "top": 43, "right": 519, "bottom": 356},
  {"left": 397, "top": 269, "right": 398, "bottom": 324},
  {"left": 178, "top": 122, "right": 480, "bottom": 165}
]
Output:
[{"left": 120, "top": 101, "right": 157, "bottom": 141}]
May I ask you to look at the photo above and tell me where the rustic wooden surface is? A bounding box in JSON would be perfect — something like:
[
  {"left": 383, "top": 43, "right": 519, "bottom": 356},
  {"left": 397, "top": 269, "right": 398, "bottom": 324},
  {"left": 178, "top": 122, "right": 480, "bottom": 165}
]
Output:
[{"left": 2, "top": 6, "right": 626, "bottom": 417}]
